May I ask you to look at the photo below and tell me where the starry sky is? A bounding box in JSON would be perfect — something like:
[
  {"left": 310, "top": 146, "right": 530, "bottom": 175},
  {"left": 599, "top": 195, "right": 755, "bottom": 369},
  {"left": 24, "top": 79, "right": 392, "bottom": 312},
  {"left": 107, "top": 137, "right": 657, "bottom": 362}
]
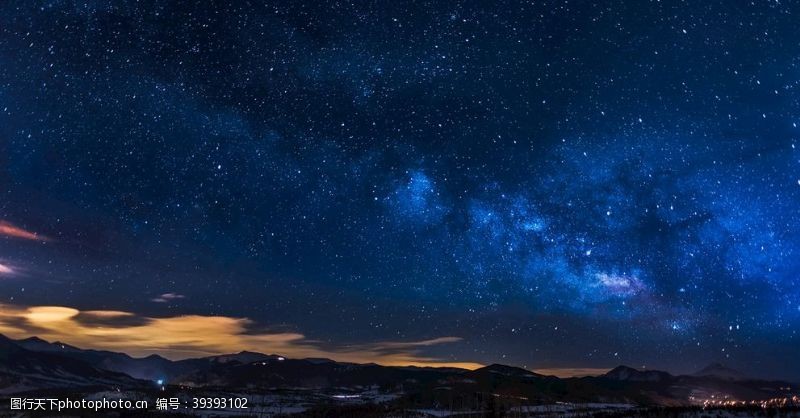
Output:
[{"left": 1, "top": 0, "right": 799, "bottom": 379}]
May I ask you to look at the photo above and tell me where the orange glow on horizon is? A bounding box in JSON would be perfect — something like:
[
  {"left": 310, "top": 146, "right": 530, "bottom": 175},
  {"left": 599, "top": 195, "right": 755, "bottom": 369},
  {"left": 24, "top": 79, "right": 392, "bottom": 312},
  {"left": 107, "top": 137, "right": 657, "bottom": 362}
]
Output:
[{"left": 0, "top": 303, "right": 483, "bottom": 369}]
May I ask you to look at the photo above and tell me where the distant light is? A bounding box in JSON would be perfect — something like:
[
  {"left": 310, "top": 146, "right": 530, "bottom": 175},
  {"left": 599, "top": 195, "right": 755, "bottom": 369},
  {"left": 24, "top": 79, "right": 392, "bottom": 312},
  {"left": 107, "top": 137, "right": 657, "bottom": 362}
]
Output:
[
  {"left": 156, "top": 379, "right": 164, "bottom": 385},
  {"left": 277, "top": 356, "right": 285, "bottom": 361}
]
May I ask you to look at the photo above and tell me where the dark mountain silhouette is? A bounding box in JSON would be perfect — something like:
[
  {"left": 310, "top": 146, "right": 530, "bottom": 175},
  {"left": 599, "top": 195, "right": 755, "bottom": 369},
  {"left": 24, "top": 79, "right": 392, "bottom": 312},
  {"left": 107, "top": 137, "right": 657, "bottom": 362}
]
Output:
[
  {"left": 604, "top": 365, "right": 671, "bottom": 382},
  {"left": 693, "top": 362, "right": 747, "bottom": 381},
  {"left": 15, "top": 335, "right": 178, "bottom": 381},
  {"left": 0, "top": 335, "right": 142, "bottom": 394},
  {"left": 473, "top": 363, "right": 546, "bottom": 378},
  {"left": 1, "top": 334, "right": 796, "bottom": 408},
  {"left": 178, "top": 356, "right": 460, "bottom": 389},
  {"left": 204, "top": 350, "right": 280, "bottom": 364},
  {"left": 598, "top": 364, "right": 796, "bottom": 406}
]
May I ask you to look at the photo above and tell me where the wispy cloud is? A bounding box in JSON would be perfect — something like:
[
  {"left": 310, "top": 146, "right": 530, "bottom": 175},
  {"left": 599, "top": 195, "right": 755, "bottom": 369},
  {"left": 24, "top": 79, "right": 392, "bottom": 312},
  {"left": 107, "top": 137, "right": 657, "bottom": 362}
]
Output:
[
  {"left": 151, "top": 293, "right": 186, "bottom": 303},
  {"left": 0, "top": 263, "right": 15, "bottom": 276},
  {"left": 0, "top": 303, "right": 482, "bottom": 369},
  {"left": 0, "top": 221, "right": 50, "bottom": 242},
  {"left": 365, "top": 336, "right": 463, "bottom": 350}
]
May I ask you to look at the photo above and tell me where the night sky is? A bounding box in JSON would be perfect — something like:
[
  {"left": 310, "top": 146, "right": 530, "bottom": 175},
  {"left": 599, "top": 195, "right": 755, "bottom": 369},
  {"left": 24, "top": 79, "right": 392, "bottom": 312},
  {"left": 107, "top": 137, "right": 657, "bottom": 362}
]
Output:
[{"left": 1, "top": 1, "right": 799, "bottom": 379}]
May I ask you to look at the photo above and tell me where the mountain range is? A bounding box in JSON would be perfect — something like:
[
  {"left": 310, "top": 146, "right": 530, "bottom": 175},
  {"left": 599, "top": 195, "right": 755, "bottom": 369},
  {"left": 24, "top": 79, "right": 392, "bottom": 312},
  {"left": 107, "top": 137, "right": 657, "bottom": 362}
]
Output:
[
  {"left": 0, "top": 334, "right": 796, "bottom": 409},
  {"left": 0, "top": 334, "right": 141, "bottom": 394}
]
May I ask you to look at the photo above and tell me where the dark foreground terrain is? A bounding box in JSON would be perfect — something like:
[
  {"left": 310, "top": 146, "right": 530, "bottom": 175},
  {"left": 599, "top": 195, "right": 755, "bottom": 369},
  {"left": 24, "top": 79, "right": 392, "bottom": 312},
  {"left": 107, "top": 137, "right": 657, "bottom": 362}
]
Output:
[{"left": 1, "top": 334, "right": 798, "bottom": 417}]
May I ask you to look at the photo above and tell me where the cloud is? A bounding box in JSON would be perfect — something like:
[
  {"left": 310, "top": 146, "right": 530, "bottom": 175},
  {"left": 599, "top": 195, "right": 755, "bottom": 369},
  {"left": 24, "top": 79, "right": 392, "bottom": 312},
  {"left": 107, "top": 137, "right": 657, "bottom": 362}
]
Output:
[
  {"left": 0, "top": 263, "right": 15, "bottom": 276},
  {"left": 0, "top": 221, "right": 50, "bottom": 242},
  {"left": 366, "top": 336, "right": 463, "bottom": 350},
  {"left": 0, "top": 260, "right": 24, "bottom": 277},
  {"left": 0, "top": 303, "right": 481, "bottom": 369},
  {"left": 151, "top": 293, "right": 186, "bottom": 303}
]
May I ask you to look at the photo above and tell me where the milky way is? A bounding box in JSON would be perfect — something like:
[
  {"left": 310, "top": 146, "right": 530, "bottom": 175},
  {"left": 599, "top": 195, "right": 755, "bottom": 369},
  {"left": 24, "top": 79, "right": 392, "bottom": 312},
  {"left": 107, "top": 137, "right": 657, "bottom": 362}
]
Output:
[{"left": 0, "top": 1, "right": 799, "bottom": 378}]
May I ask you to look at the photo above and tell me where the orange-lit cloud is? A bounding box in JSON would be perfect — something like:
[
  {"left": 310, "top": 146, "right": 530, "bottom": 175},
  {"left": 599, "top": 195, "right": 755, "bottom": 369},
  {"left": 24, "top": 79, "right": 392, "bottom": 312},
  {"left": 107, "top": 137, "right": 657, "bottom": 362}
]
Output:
[
  {"left": 0, "top": 221, "right": 49, "bottom": 242},
  {"left": 0, "top": 303, "right": 482, "bottom": 369}
]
